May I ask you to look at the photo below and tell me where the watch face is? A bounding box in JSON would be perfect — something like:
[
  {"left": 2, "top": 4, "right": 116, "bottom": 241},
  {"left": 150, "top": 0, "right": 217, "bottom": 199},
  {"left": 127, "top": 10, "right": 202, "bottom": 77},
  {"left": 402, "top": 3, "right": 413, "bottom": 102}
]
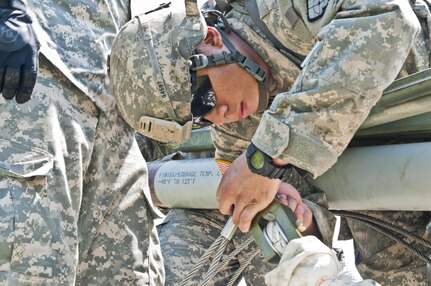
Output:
[{"left": 251, "top": 150, "right": 265, "bottom": 170}]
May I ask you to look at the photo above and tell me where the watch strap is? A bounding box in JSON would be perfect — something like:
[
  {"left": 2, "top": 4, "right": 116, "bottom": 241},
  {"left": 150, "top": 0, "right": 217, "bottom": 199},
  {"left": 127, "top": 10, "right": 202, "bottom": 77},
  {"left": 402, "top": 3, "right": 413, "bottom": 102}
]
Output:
[
  {"left": 246, "top": 143, "right": 294, "bottom": 182},
  {"left": 266, "top": 164, "right": 295, "bottom": 182}
]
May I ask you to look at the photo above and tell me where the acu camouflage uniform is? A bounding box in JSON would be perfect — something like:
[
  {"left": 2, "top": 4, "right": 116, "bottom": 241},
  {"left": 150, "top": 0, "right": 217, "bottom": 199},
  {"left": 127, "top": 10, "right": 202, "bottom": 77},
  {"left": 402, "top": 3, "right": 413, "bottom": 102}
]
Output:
[
  {"left": 0, "top": 0, "right": 164, "bottom": 285},
  {"left": 159, "top": 0, "right": 431, "bottom": 285}
]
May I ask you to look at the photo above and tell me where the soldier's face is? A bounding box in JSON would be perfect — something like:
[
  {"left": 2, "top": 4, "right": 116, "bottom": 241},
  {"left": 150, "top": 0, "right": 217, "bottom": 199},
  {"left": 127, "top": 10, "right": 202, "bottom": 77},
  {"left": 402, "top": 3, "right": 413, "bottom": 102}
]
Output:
[
  {"left": 194, "top": 27, "right": 264, "bottom": 125},
  {"left": 196, "top": 63, "right": 260, "bottom": 125}
]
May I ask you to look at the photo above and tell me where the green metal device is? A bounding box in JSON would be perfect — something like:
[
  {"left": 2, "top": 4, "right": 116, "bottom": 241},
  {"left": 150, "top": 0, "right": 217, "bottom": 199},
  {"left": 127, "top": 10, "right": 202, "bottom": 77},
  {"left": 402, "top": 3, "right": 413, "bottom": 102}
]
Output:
[{"left": 249, "top": 200, "right": 301, "bottom": 264}]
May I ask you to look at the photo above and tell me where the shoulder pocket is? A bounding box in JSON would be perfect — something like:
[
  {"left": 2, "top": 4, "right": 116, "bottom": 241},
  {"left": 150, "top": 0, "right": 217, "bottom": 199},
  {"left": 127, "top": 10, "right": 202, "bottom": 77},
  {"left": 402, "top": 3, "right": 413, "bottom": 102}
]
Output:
[
  {"left": 0, "top": 139, "right": 54, "bottom": 179},
  {"left": 255, "top": 0, "right": 314, "bottom": 53}
]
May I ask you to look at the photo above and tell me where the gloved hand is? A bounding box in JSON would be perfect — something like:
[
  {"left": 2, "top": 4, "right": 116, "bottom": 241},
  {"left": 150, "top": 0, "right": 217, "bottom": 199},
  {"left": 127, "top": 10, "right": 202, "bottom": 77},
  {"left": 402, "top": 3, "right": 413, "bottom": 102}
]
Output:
[
  {"left": 0, "top": 5, "right": 38, "bottom": 103},
  {"left": 265, "top": 236, "right": 380, "bottom": 286}
]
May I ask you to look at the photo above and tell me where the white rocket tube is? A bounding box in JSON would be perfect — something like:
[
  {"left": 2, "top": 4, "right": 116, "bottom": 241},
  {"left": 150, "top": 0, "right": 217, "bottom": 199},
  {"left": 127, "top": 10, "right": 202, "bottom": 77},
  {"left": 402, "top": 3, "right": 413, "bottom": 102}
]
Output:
[
  {"left": 149, "top": 142, "right": 431, "bottom": 211},
  {"left": 149, "top": 158, "right": 222, "bottom": 209},
  {"left": 313, "top": 141, "right": 431, "bottom": 210}
]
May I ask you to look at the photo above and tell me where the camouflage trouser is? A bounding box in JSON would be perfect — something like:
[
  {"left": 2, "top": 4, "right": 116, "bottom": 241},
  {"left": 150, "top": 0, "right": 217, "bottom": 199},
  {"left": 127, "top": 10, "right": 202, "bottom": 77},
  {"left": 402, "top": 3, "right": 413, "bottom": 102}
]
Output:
[
  {"left": 135, "top": 133, "right": 173, "bottom": 163},
  {"left": 0, "top": 56, "right": 164, "bottom": 285},
  {"left": 157, "top": 208, "right": 276, "bottom": 286},
  {"left": 340, "top": 210, "right": 431, "bottom": 286}
]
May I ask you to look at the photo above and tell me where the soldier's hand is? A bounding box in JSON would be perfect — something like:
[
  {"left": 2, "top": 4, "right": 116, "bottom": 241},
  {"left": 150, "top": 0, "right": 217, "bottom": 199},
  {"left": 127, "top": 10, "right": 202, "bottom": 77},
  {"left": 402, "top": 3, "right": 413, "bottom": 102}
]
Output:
[
  {"left": 217, "top": 152, "right": 281, "bottom": 232},
  {"left": 275, "top": 183, "right": 313, "bottom": 232},
  {"left": 0, "top": 7, "right": 38, "bottom": 103},
  {"left": 276, "top": 183, "right": 321, "bottom": 238}
]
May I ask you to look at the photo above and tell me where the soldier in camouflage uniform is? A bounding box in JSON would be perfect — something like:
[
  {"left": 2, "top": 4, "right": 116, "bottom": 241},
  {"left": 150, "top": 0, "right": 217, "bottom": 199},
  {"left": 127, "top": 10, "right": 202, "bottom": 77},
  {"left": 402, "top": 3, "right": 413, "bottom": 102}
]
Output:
[
  {"left": 109, "top": 0, "right": 431, "bottom": 285},
  {"left": 0, "top": 0, "right": 165, "bottom": 285}
]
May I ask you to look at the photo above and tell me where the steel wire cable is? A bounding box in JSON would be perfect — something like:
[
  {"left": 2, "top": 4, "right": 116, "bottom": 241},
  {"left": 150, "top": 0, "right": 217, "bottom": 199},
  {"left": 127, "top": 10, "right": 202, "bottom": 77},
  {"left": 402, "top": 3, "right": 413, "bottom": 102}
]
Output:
[
  {"left": 199, "top": 237, "right": 256, "bottom": 286},
  {"left": 218, "top": 237, "right": 255, "bottom": 270},
  {"left": 332, "top": 210, "right": 431, "bottom": 249},
  {"left": 200, "top": 238, "right": 231, "bottom": 286},
  {"left": 364, "top": 219, "right": 431, "bottom": 264},
  {"left": 181, "top": 218, "right": 238, "bottom": 286},
  {"left": 179, "top": 236, "right": 223, "bottom": 286},
  {"left": 332, "top": 210, "right": 431, "bottom": 264},
  {"left": 226, "top": 249, "right": 261, "bottom": 286}
]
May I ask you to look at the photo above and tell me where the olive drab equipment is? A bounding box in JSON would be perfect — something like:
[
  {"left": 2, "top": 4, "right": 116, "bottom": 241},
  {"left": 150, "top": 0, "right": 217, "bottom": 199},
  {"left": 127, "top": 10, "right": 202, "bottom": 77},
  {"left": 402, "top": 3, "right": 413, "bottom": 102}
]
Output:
[{"left": 250, "top": 200, "right": 302, "bottom": 264}]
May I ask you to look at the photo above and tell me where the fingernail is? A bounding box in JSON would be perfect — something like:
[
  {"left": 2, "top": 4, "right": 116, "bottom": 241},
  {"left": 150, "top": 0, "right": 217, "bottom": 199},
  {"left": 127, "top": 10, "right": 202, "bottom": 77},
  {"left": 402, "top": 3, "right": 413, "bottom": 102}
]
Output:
[
  {"left": 277, "top": 194, "right": 287, "bottom": 200},
  {"left": 295, "top": 219, "right": 307, "bottom": 233}
]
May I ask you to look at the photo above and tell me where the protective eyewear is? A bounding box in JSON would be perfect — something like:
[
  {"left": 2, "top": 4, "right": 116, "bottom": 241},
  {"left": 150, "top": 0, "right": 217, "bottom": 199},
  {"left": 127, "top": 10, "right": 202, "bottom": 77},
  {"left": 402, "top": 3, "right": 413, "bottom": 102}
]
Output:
[{"left": 190, "top": 70, "right": 216, "bottom": 128}]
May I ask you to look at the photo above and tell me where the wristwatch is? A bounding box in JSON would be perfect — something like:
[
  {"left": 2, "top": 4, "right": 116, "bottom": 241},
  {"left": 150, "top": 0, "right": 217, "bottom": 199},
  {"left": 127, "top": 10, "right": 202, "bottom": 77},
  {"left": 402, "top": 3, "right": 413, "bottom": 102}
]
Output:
[{"left": 246, "top": 143, "right": 298, "bottom": 182}]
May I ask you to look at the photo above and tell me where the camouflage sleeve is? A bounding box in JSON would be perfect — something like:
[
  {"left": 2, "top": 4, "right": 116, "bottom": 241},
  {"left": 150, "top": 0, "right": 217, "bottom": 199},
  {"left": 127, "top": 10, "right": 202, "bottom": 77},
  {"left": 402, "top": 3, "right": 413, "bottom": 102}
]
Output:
[
  {"left": 210, "top": 113, "right": 261, "bottom": 162},
  {"left": 252, "top": 0, "right": 421, "bottom": 177}
]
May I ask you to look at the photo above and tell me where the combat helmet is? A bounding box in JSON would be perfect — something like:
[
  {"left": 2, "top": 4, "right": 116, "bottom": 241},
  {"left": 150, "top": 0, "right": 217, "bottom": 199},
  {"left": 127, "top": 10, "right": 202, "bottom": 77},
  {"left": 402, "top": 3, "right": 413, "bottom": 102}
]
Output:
[{"left": 109, "top": 1, "right": 269, "bottom": 143}]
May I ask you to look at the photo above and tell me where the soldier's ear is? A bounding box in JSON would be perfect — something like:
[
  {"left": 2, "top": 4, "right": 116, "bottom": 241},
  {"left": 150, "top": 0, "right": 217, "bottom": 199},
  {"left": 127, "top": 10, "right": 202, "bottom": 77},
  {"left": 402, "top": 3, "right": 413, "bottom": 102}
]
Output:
[{"left": 202, "top": 26, "right": 223, "bottom": 48}]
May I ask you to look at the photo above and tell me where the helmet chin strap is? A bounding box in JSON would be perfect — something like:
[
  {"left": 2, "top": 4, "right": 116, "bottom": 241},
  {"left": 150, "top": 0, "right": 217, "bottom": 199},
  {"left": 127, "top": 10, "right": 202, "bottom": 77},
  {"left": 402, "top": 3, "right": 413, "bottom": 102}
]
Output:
[{"left": 189, "top": 25, "right": 270, "bottom": 113}]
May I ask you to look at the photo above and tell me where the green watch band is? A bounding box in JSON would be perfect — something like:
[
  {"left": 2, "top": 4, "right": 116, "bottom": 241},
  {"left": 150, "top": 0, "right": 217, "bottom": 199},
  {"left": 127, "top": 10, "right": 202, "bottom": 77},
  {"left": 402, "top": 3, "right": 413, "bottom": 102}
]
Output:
[{"left": 246, "top": 143, "right": 303, "bottom": 182}]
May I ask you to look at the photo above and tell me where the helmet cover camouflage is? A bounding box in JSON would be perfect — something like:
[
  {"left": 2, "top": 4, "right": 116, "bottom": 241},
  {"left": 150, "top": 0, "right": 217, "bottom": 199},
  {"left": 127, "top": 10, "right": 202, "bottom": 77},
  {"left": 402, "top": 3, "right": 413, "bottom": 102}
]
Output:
[{"left": 109, "top": 0, "right": 207, "bottom": 142}]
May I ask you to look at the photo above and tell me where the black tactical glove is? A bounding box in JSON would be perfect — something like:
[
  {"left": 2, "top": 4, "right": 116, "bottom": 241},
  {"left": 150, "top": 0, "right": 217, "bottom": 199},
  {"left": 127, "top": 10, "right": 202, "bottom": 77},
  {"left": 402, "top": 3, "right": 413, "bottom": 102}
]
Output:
[{"left": 0, "top": 1, "right": 39, "bottom": 103}]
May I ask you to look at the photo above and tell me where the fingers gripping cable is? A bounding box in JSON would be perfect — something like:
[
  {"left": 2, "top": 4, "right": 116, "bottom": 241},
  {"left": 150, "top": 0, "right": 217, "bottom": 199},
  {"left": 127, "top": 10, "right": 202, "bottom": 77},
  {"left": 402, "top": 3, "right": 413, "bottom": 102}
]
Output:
[
  {"left": 179, "top": 200, "right": 303, "bottom": 285},
  {"left": 179, "top": 160, "right": 304, "bottom": 285}
]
